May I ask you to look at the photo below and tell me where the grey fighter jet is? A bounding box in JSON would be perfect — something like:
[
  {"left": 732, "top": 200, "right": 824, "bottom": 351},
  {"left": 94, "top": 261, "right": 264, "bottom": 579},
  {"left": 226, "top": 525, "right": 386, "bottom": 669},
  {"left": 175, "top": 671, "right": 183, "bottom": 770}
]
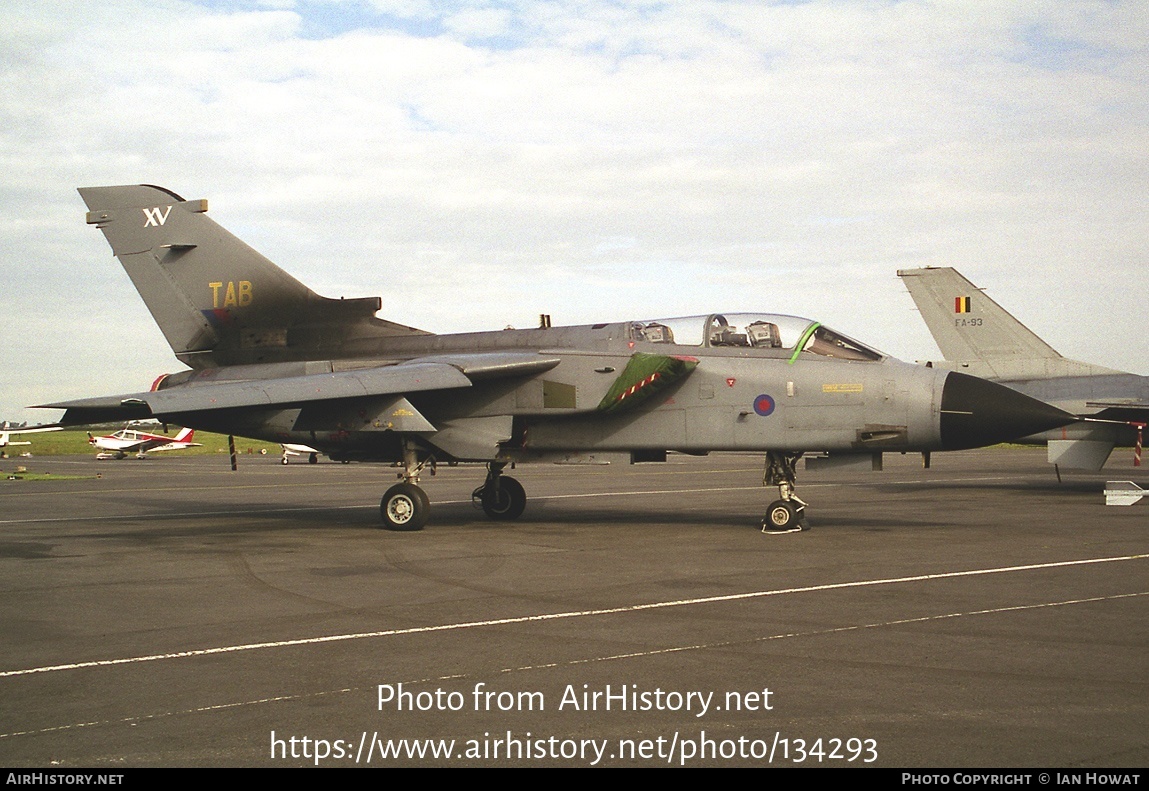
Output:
[
  {"left": 40, "top": 186, "right": 1073, "bottom": 531},
  {"left": 899, "top": 267, "right": 1149, "bottom": 471}
]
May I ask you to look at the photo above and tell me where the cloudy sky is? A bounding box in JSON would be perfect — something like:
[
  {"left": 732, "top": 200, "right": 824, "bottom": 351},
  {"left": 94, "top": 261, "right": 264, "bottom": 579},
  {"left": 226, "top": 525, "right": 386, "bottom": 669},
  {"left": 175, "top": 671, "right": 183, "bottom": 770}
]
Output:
[{"left": 2, "top": 0, "right": 1146, "bottom": 423}]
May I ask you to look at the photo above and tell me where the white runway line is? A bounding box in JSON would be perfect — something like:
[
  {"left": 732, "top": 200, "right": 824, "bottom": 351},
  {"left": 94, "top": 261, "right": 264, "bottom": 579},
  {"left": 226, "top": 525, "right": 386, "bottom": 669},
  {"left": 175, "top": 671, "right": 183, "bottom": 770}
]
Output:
[
  {"left": 3, "top": 589, "right": 1143, "bottom": 741},
  {"left": 1, "top": 554, "right": 1144, "bottom": 679}
]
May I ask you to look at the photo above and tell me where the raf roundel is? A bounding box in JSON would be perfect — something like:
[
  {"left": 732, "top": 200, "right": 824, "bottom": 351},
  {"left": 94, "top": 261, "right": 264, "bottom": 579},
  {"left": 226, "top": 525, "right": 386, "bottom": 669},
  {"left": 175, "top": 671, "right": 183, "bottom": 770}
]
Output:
[{"left": 753, "top": 394, "right": 776, "bottom": 417}]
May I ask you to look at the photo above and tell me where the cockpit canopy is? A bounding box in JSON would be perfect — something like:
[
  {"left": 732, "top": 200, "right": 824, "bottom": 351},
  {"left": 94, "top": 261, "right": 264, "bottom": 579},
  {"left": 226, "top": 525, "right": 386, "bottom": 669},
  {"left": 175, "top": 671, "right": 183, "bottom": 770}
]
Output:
[{"left": 629, "top": 313, "right": 883, "bottom": 362}]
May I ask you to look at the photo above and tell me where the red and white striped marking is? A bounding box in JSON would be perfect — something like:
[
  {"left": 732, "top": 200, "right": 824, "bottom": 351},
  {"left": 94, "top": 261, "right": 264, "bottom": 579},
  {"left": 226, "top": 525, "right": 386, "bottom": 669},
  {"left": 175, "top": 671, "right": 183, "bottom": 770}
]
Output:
[{"left": 616, "top": 371, "right": 661, "bottom": 402}]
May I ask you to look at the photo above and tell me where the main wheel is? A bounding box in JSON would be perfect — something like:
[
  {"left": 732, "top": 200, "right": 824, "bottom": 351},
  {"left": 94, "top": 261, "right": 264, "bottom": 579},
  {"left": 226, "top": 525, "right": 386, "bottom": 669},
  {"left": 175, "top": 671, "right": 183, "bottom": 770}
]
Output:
[
  {"left": 480, "top": 476, "right": 526, "bottom": 520},
  {"left": 381, "top": 483, "right": 430, "bottom": 531},
  {"left": 762, "top": 499, "right": 802, "bottom": 533},
  {"left": 308, "top": 453, "right": 318, "bottom": 464}
]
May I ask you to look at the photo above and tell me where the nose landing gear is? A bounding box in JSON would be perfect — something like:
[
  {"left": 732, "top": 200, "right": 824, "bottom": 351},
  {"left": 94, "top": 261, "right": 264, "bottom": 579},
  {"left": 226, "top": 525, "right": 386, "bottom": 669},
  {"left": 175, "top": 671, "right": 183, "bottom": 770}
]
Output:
[{"left": 762, "top": 451, "right": 809, "bottom": 534}]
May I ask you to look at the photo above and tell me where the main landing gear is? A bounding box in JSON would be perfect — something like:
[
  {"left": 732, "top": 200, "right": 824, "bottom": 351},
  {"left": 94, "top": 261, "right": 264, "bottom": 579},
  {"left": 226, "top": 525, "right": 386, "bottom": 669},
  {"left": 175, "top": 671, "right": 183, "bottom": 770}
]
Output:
[
  {"left": 380, "top": 440, "right": 435, "bottom": 531},
  {"left": 472, "top": 462, "right": 526, "bottom": 520},
  {"left": 381, "top": 481, "right": 431, "bottom": 531},
  {"left": 762, "top": 451, "right": 809, "bottom": 534},
  {"left": 378, "top": 445, "right": 528, "bottom": 531}
]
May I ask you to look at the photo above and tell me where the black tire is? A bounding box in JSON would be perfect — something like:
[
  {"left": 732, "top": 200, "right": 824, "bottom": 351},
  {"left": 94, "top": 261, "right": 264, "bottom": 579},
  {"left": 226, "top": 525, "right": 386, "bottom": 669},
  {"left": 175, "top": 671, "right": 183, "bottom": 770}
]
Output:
[
  {"left": 381, "top": 483, "right": 430, "bottom": 531},
  {"left": 308, "top": 453, "right": 318, "bottom": 464},
  {"left": 281, "top": 456, "right": 289, "bottom": 465},
  {"left": 762, "top": 499, "right": 801, "bottom": 532},
  {"left": 480, "top": 476, "right": 526, "bottom": 520}
]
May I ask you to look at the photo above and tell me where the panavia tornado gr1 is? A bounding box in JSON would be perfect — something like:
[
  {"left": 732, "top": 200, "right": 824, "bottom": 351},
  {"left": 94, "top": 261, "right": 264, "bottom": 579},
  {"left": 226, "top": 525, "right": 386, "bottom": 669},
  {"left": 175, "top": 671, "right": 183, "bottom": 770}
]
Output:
[{"left": 40, "top": 185, "right": 1074, "bottom": 532}]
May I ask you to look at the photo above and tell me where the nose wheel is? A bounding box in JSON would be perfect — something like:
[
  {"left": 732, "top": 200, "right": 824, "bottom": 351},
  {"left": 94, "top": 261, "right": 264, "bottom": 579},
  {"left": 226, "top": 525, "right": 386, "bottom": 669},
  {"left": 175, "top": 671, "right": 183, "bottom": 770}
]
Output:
[
  {"left": 761, "top": 451, "right": 809, "bottom": 534},
  {"left": 763, "top": 498, "right": 806, "bottom": 533}
]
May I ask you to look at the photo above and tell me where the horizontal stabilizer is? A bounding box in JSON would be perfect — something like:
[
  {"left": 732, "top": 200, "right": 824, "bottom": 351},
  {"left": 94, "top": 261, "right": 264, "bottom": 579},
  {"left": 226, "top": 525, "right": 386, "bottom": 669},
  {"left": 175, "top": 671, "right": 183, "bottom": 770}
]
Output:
[
  {"left": 1088, "top": 402, "right": 1149, "bottom": 423},
  {"left": 1104, "top": 481, "right": 1146, "bottom": 506}
]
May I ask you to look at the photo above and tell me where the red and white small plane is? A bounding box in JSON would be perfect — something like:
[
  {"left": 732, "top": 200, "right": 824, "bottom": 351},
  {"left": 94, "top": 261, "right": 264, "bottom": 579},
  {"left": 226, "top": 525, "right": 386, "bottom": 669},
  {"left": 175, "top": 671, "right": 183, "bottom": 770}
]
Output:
[{"left": 89, "top": 425, "right": 201, "bottom": 460}]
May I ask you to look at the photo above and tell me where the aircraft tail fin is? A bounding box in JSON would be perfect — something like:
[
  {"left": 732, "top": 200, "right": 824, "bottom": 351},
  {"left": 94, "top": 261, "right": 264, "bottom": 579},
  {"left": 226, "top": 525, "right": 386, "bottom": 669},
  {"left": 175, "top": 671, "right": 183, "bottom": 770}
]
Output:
[
  {"left": 897, "top": 267, "right": 1062, "bottom": 363},
  {"left": 896, "top": 267, "right": 1121, "bottom": 380},
  {"left": 173, "top": 427, "right": 194, "bottom": 443},
  {"left": 78, "top": 185, "right": 430, "bottom": 369}
]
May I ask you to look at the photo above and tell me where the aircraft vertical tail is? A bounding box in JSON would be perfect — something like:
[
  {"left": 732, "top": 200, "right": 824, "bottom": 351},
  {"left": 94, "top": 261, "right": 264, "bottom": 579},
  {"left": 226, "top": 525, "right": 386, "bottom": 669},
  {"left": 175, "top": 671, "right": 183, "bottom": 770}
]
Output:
[
  {"left": 897, "top": 267, "right": 1116, "bottom": 380},
  {"left": 173, "top": 427, "right": 194, "bottom": 443},
  {"left": 898, "top": 267, "right": 1061, "bottom": 361},
  {"left": 79, "top": 185, "right": 429, "bottom": 369}
]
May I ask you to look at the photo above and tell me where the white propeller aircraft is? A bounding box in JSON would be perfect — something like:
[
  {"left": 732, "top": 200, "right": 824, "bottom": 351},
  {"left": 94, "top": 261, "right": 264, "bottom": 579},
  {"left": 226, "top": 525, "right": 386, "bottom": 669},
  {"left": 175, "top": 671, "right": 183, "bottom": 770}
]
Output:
[{"left": 0, "top": 422, "right": 62, "bottom": 456}]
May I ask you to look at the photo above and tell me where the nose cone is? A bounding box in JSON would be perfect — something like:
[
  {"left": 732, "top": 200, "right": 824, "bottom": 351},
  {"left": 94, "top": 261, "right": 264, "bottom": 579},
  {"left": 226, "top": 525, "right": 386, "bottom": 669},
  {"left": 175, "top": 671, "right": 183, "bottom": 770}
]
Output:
[{"left": 940, "top": 372, "right": 1074, "bottom": 450}]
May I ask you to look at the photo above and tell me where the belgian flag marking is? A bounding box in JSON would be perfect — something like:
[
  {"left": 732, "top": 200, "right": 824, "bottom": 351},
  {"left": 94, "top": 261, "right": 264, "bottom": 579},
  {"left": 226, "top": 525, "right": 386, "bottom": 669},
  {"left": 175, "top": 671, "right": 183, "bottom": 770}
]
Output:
[{"left": 955, "top": 296, "right": 971, "bottom": 313}]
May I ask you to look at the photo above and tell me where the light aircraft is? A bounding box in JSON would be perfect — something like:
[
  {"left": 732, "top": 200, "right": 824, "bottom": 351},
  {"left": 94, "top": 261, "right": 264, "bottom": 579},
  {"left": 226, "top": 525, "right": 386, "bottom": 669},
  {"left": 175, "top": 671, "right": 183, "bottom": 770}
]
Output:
[
  {"left": 88, "top": 424, "right": 200, "bottom": 460},
  {"left": 39, "top": 185, "right": 1073, "bottom": 531},
  {"left": 899, "top": 267, "right": 1149, "bottom": 471},
  {"left": 0, "top": 422, "right": 62, "bottom": 456}
]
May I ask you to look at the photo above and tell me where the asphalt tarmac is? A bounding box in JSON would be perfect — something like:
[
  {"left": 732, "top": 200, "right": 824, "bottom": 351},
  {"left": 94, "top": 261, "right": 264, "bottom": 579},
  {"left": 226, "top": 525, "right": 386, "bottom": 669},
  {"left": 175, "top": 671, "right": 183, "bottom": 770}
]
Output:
[{"left": 0, "top": 448, "right": 1145, "bottom": 767}]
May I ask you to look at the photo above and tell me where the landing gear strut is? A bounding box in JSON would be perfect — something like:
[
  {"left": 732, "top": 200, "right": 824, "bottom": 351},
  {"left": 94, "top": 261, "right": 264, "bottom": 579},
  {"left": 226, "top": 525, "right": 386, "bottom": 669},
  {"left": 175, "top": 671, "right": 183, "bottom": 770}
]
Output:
[
  {"left": 380, "top": 439, "right": 435, "bottom": 531},
  {"left": 761, "top": 451, "right": 809, "bottom": 534},
  {"left": 472, "top": 462, "right": 527, "bottom": 520}
]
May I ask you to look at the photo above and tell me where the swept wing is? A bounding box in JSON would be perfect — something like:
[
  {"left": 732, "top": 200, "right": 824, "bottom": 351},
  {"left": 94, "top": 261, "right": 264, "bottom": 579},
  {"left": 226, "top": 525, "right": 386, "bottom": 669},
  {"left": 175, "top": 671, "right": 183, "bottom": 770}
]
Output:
[{"left": 45, "top": 353, "right": 562, "bottom": 426}]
